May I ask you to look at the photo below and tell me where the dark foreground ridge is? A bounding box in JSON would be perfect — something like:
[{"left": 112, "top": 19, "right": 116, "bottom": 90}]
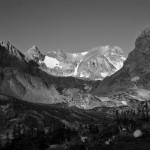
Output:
[{"left": 1, "top": 93, "right": 150, "bottom": 150}]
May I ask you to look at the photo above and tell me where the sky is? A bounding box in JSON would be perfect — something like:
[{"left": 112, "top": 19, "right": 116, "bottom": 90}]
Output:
[{"left": 0, "top": 0, "right": 150, "bottom": 56}]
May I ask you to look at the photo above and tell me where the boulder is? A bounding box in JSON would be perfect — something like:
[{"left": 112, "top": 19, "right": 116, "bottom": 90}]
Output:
[{"left": 133, "top": 129, "right": 142, "bottom": 138}]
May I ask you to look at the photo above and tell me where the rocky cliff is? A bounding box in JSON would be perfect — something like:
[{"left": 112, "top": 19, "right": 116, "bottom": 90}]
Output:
[{"left": 92, "top": 27, "right": 150, "bottom": 103}]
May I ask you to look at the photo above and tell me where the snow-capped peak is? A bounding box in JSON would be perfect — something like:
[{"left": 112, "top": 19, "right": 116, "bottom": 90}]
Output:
[{"left": 38, "top": 45, "right": 126, "bottom": 80}]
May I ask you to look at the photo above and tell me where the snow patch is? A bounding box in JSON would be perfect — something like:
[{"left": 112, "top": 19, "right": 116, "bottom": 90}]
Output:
[
  {"left": 73, "top": 58, "right": 83, "bottom": 76},
  {"left": 81, "top": 51, "right": 88, "bottom": 56},
  {"left": 73, "top": 65, "right": 78, "bottom": 76},
  {"left": 101, "top": 72, "right": 108, "bottom": 78},
  {"left": 115, "top": 61, "right": 124, "bottom": 71},
  {"left": 43, "top": 56, "right": 62, "bottom": 68},
  {"left": 122, "top": 56, "right": 126, "bottom": 60},
  {"left": 95, "top": 96, "right": 112, "bottom": 102},
  {"left": 95, "top": 78, "right": 102, "bottom": 80},
  {"left": 121, "top": 101, "right": 127, "bottom": 105}
]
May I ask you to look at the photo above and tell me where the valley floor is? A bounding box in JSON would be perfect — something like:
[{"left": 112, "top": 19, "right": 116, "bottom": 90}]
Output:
[{"left": 1, "top": 95, "right": 150, "bottom": 150}]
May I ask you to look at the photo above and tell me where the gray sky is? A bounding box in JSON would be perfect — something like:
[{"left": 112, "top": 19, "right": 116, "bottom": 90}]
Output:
[{"left": 0, "top": 0, "right": 150, "bottom": 56}]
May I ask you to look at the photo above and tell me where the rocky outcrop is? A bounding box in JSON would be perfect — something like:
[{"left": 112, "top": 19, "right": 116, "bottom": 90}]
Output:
[
  {"left": 25, "top": 45, "right": 45, "bottom": 63},
  {"left": 92, "top": 27, "right": 150, "bottom": 101},
  {"left": 0, "top": 41, "right": 29, "bottom": 70}
]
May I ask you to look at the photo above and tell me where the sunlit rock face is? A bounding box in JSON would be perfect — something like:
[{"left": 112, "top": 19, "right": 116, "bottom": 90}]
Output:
[
  {"left": 33, "top": 46, "right": 125, "bottom": 80},
  {"left": 76, "top": 46, "right": 125, "bottom": 80},
  {"left": 92, "top": 26, "right": 150, "bottom": 102}
]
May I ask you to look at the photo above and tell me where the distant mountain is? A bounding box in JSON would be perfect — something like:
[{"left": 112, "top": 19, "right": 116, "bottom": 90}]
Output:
[
  {"left": 0, "top": 41, "right": 29, "bottom": 70},
  {"left": 92, "top": 27, "right": 150, "bottom": 106},
  {"left": 26, "top": 46, "right": 125, "bottom": 80}
]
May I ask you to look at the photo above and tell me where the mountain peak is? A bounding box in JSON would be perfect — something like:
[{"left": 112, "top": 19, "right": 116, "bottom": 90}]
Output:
[
  {"left": 27, "top": 45, "right": 40, "bottom": 53},
  {"left": 0, "top": 41, "right": 5, "bottom": 47},
  {"left": 25, "top": 45, "right": 44, "bottom": 62},
  {"left": 0, "top": 41, "right": 24, "bottom": 59},
  {"left": 0, "top": 41, "right": 14, "bottom": 50},
  {"left": 101, "top": 45, "right": 124, "bottom": 56},
  {"left": 31, "top": 45, "right": 39, "bottom": 50},
  {"left": 139, "top": 26, "right": 150, "bottom": 37},
  {"left": 135, "top": 26, "right": 150, "bottom": 53}
]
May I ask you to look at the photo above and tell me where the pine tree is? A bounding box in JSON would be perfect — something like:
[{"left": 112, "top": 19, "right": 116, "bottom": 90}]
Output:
[{"left": 145, "top": 101, "right": 149, "bottom": 121}]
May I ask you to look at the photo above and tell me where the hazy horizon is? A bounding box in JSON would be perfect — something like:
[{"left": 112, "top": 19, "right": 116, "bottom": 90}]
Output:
[{"left": 0, "top": 0, "right": 150, "bottom": 56}]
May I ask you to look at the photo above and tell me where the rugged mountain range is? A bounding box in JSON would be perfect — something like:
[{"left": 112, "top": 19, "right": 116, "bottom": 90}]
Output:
[
  {"left": 0, "top": 41, "right": 97, "bottom": 106},
  {"left": 26, "top": 45, "right": 125, "bottom": 80},
  {"left": 1, "top": 27, "right": 150, "bottom": 110},
  {"left": 92, "top": 27, "right": 150, "bottom": 106},
  {"left": 0, "top": 40, "right": 128, "bottom": 110}
]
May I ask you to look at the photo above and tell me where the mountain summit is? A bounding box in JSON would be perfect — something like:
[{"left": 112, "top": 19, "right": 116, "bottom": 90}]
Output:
[{"left": 25, "top": 45, "right": 45, "bottom": 63}]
